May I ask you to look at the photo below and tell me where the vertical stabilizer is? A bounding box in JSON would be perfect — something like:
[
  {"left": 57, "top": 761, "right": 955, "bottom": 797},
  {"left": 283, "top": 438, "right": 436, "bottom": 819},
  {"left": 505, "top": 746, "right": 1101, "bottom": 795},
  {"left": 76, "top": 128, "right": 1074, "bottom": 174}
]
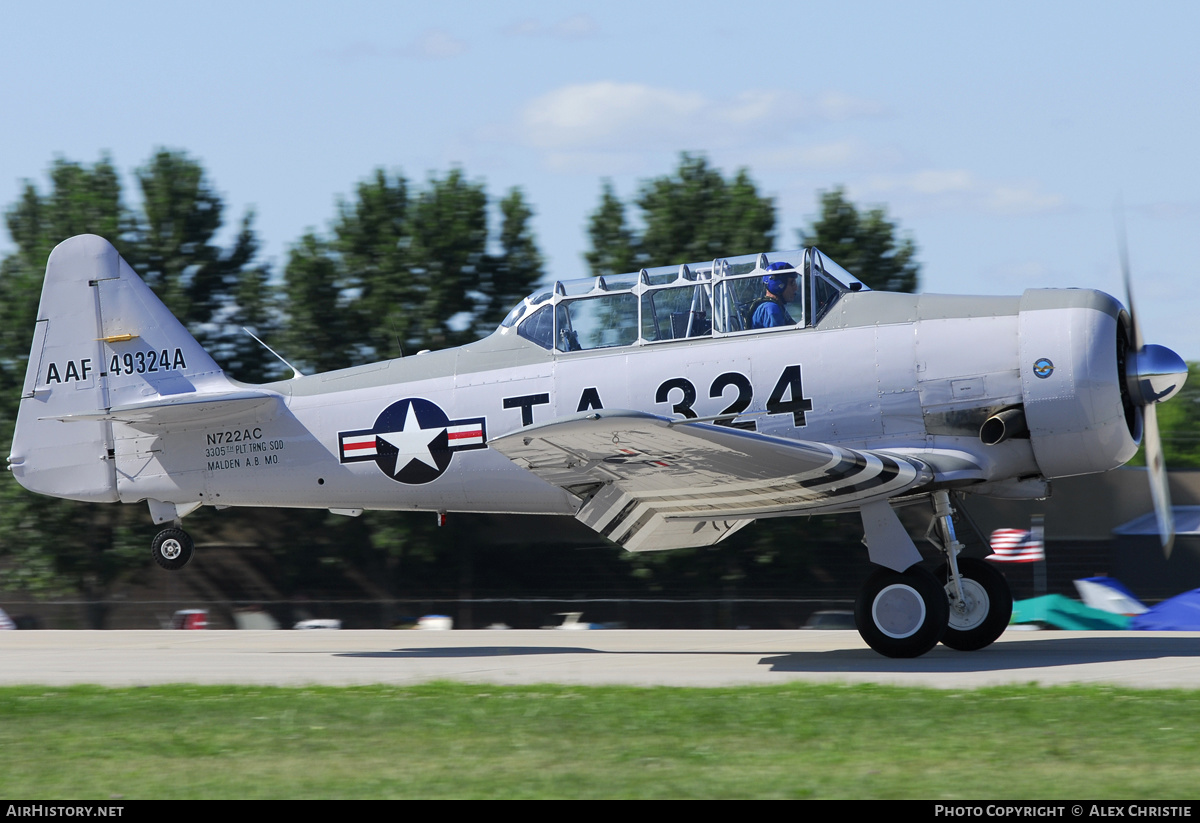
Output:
[{"left": 8, "top": 235, "right": 225, "bottom": 502}]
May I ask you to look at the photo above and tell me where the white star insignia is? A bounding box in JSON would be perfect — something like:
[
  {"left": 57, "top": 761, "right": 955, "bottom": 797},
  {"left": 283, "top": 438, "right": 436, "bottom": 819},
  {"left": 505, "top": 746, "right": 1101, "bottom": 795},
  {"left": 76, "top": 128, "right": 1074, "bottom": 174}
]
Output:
[{"left": 377, "top": 403, "right": 445, "bottom": 475}]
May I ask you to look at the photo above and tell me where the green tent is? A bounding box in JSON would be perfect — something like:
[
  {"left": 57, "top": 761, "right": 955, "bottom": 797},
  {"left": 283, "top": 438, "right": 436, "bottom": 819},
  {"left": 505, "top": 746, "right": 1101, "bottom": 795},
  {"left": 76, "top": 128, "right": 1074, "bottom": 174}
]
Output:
[{"left": 1011, "top": 595, "right": 1131, "bottom": 630}]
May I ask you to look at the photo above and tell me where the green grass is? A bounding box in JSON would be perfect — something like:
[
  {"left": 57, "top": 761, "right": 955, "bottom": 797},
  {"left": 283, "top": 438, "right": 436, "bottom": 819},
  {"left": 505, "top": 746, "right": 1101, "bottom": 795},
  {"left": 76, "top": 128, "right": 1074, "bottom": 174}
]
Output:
[{"left": 1, "top": 682, "right": 1198, "bottom": 799}]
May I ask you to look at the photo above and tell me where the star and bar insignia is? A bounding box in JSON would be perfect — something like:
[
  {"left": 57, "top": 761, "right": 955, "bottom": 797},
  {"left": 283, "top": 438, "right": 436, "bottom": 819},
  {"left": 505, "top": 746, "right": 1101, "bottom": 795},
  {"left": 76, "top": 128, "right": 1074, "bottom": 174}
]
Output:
[{"left": 338, "top": 398, "right": 486, "bottom": 484}]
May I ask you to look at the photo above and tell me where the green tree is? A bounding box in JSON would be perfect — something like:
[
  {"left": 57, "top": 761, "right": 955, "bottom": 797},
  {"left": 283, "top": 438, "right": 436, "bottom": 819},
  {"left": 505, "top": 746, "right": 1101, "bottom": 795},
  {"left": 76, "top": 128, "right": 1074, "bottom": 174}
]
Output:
[
  {"left": 281, "top": 169, "right": 411, "bottom": 372},
  {"left": 402, "top": 168, "right": 490, "bottom": 349},
  {"left": 585, "top": 181, "right": 636, "bottom": 278},
  {"left": 585, "top": 154, "right": 775, "bottom": 275},
  {"left": 800, "top": 187, "right": 920, "bottom": 292},
  {"left": 0, "top": 158, "right": 132, "bottom": 407},
  {"left": 0, "top": 159, "right": 141, "bottom": 623},
  {"left": 283, "top": 167, "right": 544, "bottom": 372},
  {"left": 131, "top": 150, "right": 279, "bottom": 382},
  {"left": 281, "top": 231, "right": 360, "bottom": 374},
  {"left": 0, "top": 151, "right": 278, "bottom": 624},
  {"left": 476, "top": 188, "right": 544, "bottom": 337}
]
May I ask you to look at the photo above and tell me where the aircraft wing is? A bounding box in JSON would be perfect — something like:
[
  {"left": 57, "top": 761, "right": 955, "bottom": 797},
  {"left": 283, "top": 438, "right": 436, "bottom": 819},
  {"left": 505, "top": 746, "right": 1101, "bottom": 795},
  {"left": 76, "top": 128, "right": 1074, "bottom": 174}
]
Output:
[{"left": 489, "top": 410, "right": 934, "bottom": 552}]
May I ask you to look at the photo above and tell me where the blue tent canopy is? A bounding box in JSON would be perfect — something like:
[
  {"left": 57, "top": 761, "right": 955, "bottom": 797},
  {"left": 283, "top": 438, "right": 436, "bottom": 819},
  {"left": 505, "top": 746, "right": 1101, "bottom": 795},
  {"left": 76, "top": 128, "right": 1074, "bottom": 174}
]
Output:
[
  {"left": 1131, "top": 588, "right": 1200, "bottom": 631},
  {"left": 1114, "top": 506, "right": 1200, "bottom": 536}
]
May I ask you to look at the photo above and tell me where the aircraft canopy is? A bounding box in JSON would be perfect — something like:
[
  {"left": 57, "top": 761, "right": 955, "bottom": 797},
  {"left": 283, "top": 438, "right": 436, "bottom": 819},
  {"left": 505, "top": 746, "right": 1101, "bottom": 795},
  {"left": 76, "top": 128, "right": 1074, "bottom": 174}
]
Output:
[{"left": 499, "top": 247, "right": 865, "bottom": 353}]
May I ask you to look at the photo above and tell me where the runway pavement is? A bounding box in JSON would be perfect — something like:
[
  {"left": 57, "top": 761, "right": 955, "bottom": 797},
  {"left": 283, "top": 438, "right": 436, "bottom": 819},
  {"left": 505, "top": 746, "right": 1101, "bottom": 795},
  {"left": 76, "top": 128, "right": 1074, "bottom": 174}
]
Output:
[{"left": 4, "top": 629, "right": 1200, "bottom": 689}]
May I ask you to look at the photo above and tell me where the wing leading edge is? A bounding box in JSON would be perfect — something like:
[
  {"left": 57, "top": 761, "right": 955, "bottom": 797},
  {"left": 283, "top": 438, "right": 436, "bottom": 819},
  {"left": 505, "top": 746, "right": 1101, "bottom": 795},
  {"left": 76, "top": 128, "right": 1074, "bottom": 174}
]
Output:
[{"left": 489, "top": 410, "right": 935, "bottom": 552}]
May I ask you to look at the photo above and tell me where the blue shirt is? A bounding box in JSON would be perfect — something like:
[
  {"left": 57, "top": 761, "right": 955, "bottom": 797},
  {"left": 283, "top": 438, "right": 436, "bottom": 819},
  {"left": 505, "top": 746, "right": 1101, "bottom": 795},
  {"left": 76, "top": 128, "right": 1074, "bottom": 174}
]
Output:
[{"left": 751, "top": 298, "right": 794, "bottom": 329}]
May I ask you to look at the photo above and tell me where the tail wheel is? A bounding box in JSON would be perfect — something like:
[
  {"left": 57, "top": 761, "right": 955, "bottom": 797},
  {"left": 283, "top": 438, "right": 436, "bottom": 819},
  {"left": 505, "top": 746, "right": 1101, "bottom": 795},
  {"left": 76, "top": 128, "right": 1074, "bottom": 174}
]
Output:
[
  {"left": 855, "top": 564, "right": 949, "bottom": 658},
  {"left": 151, "top": 528, "right": 194, "bottom": 571},
  {"left": 941, "top": 557, "right": 1012, "bottom": 651}
]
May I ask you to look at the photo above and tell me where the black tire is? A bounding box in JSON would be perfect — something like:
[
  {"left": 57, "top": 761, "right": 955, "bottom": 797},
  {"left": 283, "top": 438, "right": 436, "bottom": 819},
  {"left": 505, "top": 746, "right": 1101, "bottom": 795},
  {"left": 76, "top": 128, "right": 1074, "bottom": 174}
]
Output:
[
  {"left": 151, "top": 528, "right": 194, "bottom": 571},
  {"left": 855, "top": 564, "right": 949, "bottom": 658},
  {"left": 941, "top": 557, "right": 1012, "bottom": 651}
]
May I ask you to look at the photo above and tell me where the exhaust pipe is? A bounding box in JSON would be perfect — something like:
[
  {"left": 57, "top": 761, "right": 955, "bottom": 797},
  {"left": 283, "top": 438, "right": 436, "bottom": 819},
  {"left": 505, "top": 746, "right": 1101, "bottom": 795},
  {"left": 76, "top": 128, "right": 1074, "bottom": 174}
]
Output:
[{"left": 980, "top": 407, "right": 1028, "bottom": 446}]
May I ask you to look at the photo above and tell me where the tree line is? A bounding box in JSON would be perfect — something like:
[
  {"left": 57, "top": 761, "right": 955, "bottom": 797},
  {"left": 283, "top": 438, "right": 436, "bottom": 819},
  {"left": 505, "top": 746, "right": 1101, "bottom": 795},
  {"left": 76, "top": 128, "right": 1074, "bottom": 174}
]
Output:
[{"left": 6, "top": 147, "right": 1108, "bottom": 625}]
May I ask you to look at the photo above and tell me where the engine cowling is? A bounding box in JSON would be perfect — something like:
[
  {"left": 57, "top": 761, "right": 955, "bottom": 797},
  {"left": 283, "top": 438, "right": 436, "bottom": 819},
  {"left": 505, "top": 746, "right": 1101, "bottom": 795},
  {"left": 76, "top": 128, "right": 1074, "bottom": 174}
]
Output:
[{"left": 1017, "top": 289, "right": 1139, "bottom": 479}]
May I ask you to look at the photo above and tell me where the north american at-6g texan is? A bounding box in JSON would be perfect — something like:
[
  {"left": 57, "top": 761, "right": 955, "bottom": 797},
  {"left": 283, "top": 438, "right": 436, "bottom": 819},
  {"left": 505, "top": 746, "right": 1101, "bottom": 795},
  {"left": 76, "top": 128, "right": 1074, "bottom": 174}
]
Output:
[{"left": 9, "top": 234, "right": 1187, "bottom": 656}]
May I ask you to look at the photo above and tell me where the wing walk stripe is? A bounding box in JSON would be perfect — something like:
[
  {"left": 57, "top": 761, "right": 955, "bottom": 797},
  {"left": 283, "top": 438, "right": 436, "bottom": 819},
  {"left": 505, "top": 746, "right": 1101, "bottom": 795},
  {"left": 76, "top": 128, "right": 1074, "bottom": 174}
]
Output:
[
  {"left": 796, "top": 453, "right": 870, "bottom": 489},
  {"left": 625, "top": 457, "right": 849, "bottom": 501},
  {"left": 604, "top": 458, "right": 919, "bottom": 520},
  {"left": 837, "top": 455, "right": 904, "bottom": 496},
  {"left": 614, "top": 450, "right": 894, "bottom": 505}
]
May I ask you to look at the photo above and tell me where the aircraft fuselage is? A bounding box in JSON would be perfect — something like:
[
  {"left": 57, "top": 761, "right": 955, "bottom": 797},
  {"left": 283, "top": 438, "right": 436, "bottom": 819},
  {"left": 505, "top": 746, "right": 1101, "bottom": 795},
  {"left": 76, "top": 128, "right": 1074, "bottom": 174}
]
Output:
[{"left": 111, "top": 288, "right": 1131, "bottom": 518}]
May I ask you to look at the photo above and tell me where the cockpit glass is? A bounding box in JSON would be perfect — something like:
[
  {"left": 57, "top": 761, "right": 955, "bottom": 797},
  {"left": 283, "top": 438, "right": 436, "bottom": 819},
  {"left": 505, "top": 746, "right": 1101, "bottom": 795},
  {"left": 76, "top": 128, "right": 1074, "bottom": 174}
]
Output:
[
  {"left": 505, "top": 247, "right": 851, "bottom": 349},
  {"left": 642, "top": 284, "right": 712, "bottom": 341},
  {"left": 820, "top": 256, "right": 861, "bottom": 290},
  {"left": 556, "top": 293, "right": 638, "bottom": 352},
  {"left": 500, "top": 301, "right": 527, "bottom": 328},
  {"left": 812, "top": 275, "right": 840, "bottom": 324},
  {"left": 517, "top": 305, "right": 554, "bottom": 349}
]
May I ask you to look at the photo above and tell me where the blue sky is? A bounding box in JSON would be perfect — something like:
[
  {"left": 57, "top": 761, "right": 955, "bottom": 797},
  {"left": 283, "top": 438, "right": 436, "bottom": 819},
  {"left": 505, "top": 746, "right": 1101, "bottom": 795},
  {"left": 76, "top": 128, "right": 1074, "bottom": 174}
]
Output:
[{"left": 3, "top": 1, "right": 1197, "bottom": 357}]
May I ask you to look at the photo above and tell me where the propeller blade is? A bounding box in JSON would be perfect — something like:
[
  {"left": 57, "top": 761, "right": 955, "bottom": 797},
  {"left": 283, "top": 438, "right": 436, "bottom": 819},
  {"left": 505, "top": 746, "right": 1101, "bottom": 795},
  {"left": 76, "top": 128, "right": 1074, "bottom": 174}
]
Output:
[
  {"left": 1115, "top": 204, "right": 1144, "bottom": 349},
  {"left": 1143, "top": 403, "right": 1175, "bottom": 558},
  {"left": 1116, "top": 205, "right": 1180, "bottom": 558}
]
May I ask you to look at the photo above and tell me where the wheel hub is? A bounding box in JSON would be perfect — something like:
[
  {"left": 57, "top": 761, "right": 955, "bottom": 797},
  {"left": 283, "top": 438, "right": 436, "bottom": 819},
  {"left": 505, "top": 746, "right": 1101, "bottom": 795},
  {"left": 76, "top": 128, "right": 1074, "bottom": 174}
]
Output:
[
  {"left": 945, "top": 578, "right": 989, "bottom": 631},
  {"left": 160, "top": 539, "right": 182, "bottom": 560},
  {"left": 871, "top": 583, "right": 927, "bottom": 639}
]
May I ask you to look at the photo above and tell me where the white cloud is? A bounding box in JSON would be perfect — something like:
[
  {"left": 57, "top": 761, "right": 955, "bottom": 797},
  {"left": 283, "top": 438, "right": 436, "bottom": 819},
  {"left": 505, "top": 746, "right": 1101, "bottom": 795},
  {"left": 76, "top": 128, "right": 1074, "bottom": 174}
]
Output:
[
  {"left": 814, "top": 92, "right": 890, "bottom": 121},
  {"left": 408, "top": 29, "right": 467, "bottom": 60},
  {"left": 319, "top": 41, "right": 389, "bottom": 63},
  {"left": 516, "top": 82, "right": 877, "bottom": 154},
  {"left": 555, "top": 14, "right": 600, "bottom": 38},
  {"left": 862, "top": 170, "right": 1067, "bottom": 216},
  {"left": 899, "top": 169, "right": 975, "bottom": 195},
  {"left": 542, "top": 149, "right": 655, "bottom": 176},
  {"left": 751, "top": 138, "right": 904, "bottom": 173},
  {"left": 984, "top": 184, "right": 1066, "bottom": 215},
  {"left": 319, "top": 30, "right": 468, "bottom": 62},
  {"left": 504, "top": 19, "right": 542, "bottom": 37},
  {"left": 521, "top": 82, "right": 709, "bottom": 150}
]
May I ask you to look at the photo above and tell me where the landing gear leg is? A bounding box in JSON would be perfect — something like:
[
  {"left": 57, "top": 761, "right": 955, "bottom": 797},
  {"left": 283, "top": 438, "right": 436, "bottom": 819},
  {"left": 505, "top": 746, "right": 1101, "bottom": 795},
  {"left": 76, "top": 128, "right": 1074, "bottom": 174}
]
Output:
[
  {"left": 854, "top": 564, "right": 949, "bottom": 658},
  {"left": 926, "top": 491, "right": 1012, "bottom": 651},
  {"left": 151, "top": 527, "right": 194, "bottom": 571}
]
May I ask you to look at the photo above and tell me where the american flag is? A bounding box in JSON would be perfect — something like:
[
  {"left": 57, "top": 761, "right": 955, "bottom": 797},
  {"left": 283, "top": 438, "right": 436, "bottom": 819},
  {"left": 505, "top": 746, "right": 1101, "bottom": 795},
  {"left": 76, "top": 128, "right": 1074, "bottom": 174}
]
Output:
[{"left": 987, "top": 528, "right": 1045, "bottom": 562}]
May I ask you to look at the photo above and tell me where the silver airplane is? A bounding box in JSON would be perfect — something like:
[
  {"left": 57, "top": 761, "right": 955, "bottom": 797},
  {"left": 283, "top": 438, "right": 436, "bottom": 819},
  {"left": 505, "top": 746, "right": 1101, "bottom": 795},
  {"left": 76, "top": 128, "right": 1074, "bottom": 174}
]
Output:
[{"left": 8, "top": 235, "right": 1188, "bottom": 657}]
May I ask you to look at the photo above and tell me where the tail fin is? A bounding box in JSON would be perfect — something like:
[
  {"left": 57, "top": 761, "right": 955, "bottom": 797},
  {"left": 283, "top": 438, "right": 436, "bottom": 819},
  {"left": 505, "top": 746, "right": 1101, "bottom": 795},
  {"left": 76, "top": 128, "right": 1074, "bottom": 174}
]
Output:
[{"left": 9, "top": 235, "right": 226, "bottom": 502}]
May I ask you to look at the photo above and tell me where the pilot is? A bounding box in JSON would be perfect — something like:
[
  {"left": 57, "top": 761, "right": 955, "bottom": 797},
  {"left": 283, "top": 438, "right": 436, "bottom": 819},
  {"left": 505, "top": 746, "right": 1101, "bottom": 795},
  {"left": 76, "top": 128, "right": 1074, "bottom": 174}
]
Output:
[{"left": 751, "top": 262, "right": 798, "bottom": 328}]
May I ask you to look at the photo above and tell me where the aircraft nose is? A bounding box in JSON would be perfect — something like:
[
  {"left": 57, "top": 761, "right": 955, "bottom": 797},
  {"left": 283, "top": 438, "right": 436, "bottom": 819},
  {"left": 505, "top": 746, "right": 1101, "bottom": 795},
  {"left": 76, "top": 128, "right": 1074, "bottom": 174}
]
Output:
[{"left": 1126, "top": 343, "right": 1188, "bottom": 406}]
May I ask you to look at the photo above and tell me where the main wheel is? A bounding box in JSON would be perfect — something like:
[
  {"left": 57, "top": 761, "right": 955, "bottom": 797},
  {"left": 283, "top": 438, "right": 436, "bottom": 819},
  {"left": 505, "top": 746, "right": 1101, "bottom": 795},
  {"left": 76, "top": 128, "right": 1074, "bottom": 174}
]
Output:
[
  {"left": 151, "top": 528, "right": 194, "bottom": 571},
  {"left": 855, "top": 564, "right": 949, "bottom": 658},
  {"left": 941, "top": 557, "right": 1012, "bottom": 651}
]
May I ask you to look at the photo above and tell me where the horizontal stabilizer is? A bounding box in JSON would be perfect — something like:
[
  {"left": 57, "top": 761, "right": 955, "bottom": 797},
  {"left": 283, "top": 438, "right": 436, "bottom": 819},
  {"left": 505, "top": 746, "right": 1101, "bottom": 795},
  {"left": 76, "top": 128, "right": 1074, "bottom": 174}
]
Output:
[{"left": 46, "top": 389, "right": 283, "bottom": 427}]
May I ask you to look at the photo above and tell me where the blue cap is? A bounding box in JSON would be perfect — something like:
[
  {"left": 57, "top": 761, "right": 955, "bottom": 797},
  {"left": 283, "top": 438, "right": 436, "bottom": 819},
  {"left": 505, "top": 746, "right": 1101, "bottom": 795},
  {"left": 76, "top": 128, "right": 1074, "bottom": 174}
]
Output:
[{"left": 763, "top": 261, "right": 796, "bottom": 295}]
